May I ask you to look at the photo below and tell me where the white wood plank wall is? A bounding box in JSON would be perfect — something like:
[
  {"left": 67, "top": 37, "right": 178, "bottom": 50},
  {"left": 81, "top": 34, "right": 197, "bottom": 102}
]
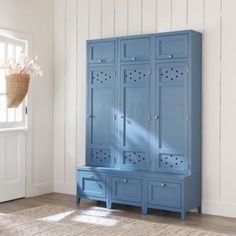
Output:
[{"left": 54, "top": 0, "right": 236, "bottom": 218}]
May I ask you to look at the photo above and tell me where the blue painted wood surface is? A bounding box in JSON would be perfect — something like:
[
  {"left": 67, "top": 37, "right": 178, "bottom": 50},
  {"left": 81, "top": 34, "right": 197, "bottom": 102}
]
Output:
[{"left": 78, "top": 30, "right": 202, "bottom": 220}]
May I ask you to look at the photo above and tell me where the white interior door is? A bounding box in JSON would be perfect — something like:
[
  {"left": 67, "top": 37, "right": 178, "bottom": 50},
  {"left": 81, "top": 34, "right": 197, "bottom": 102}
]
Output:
[
  {"left": 0, "top": 131, "right": 26, "bottom": 202},
  {"left": 0, "top": 30, "right": 28, "bottom": 203}
]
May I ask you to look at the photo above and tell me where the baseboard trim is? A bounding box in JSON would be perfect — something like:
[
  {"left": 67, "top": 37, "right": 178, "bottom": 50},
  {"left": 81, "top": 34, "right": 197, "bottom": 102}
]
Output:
[
  {"left": 53, "top": 181, "right": 76, "bottom": 195},
  {"left": 27, "top": 182, "right": 53, "bottom": 197},
  {"left": 202, "top": 200, "right": 236, "bottom": 218}
]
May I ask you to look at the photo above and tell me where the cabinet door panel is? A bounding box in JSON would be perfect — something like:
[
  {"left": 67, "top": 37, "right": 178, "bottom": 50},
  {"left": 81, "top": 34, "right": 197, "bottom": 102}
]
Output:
[
  {"left": 77, "top": 171, "right": 107, "bottom": 200},
  {"left": 155, "top": 62, "right": 188, "bottom": 174},
  {"left": 156, "top": 34, "right": 188, "bottom": 59},
  {"left": 159, "top": 86, "right": 185, "bottom": 151},
  {"left": 87, "top": 67, "right": 116, "bottom": 167},
  {"left": 120, "top": 37, "right": 150, "bottom": 62},
  {"left": 88, "top": 40, "right": 116, "bottom": 64},
  {"left": 148, "top": 180, "right": 181, "bottom": 208},
  {"left": 112, "top": 176, "right": 142, "bottom": 204},
  {"left": 119, "top": 64, "right": 150, "bottom": 170}
]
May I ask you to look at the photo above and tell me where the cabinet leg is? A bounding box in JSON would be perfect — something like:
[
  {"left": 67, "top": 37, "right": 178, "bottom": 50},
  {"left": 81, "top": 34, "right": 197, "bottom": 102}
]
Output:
[
  {"left": 142, "top": 206, "right": 148, "bottom": 215},
  {"left": 197, "top": 206, "right": 202, "bottom": 214},
  {"left": 77, "top": 197, "right": 81, "bottom": 205},
  {"left": 181, "top": 211, "right": 186, "bottom": 220},
  {"left": 106, "top": 201, "right": 112, "bottom": 209}
]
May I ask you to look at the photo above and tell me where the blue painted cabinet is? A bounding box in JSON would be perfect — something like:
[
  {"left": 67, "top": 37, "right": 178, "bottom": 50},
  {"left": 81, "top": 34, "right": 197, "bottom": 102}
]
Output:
[{"left": 78, "top": 30, "right": 202, "bottom": 220}]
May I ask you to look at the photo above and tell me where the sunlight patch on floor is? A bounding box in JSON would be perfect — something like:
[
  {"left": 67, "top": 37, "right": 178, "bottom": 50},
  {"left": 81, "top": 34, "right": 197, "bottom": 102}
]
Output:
[
  {"left": 81, "top": 209, "right": 111, "bottom": 217},
  {"left": 38, "top": 210, "right": 76, "bottom": 222},
  {"left": 72, "top": 214, "right": 118, "bottom": 227},
  {"left": 87, "top": 206, "right": 122, "bottom": 212},
  {"left": 0, "top": 213, "right": 7, "bottom": 216}
]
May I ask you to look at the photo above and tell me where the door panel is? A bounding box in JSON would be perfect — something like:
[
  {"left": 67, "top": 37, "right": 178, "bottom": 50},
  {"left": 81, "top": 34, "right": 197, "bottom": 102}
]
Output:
[
  {"left": 119, "top": 64, "right": 150, "bottom": 170},
  {"left": 0, "top": 132, "right": 26, "bottom": 202},
  {"left": 156, "top": 34, "right": 188, "bottom": 59},
  {"left": 87, "top": 66, "right": 116, "bottom": 167},
  {"left": 92, "top": 89, "right": 112, "bottom": 144},
  {"left": 112, "top": 176, "right": 142, "bottom": 203},
  {"left": 88, "top": 40, "right": 116, "bottom": 64},
  {"left": 159, "top": 86, "right": 185, "bottom": 151},
  {"left": 148, "top": 180, "right": 181, "bottom": 208},
  {"left": 155, "top": 62, "right": 188, "bottom": 174},
  {"left": 77, "top": 171, "right": 107, "bottom": 199},
  {"left": 120, "top": 37, "right": 150, "bottom": 62}
]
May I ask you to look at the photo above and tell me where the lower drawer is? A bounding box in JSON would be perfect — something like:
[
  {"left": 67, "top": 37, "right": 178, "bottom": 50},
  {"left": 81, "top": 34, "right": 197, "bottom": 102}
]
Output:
[
  {"left": 147, "top": 180, "right": 181, "bottom": 208},
  {"left": 77, "top": 171, "right": 107, "bottom": 200},
  {"left": 112, "top": 176, "right": 142, "bottom": 204}
]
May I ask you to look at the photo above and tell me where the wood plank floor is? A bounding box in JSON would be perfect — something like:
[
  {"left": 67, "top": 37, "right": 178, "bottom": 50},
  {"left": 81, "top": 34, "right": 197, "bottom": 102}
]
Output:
[{"left": 0, "top": 193, "right": 235, "bottom": 235}]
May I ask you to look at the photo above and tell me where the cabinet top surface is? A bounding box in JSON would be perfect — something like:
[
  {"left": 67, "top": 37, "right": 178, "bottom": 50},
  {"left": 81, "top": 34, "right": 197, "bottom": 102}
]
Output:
[{"left": 87, "top": 30, "right": 202, "bottom": 43}]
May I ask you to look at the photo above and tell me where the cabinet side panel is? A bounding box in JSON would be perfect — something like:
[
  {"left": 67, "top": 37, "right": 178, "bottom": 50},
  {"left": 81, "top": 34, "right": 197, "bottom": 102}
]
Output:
[{"left": 190, "top": 32, "right": 202, "bottom": 175}]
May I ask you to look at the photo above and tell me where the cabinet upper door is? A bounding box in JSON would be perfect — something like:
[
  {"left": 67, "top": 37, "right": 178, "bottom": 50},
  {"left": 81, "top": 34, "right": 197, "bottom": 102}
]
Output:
[
  {"left": 86, "top": 66, "right": 116, "bottom": 167},
  {"left": 156, "top": 34, "right": 188, "bottom": 60},
  {"left": 120, "top": 37, "right": 151, "bottom": 62},
  {"left": 88, "top": 40, "right": 116, "bottom": 64}
]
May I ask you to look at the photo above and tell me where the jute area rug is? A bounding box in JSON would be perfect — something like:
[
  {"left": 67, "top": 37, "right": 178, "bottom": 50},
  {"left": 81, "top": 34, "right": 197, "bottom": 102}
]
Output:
[{"left": 0, "top": 204, "right": 228, "bottom": 236}]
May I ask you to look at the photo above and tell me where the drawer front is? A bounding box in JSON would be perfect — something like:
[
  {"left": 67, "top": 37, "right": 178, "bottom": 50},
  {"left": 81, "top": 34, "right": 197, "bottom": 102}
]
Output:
[
  {"left": 148, "top": 181, "right": 181, "bottom": 208},
  {"left": 156, "top": 34, "right": 188, "bottom": 60},
  {"left": 112, "top": 176, "right": 142, "bottom": 203},
  {"left": 120, "top": 37, "right": 150, "bottom": 62},
  {"left": 88, "top": 40, "right": 116, "bottom": 64},
  {"left": 77, "top": 171, "right": 107, "bottom": 199}
]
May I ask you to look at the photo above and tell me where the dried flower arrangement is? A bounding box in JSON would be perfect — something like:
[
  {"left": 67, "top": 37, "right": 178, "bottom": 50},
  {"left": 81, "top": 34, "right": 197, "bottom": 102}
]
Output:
[
  {"left": 5, "top": 53, "right": 43, "bottom": 108},
  {"left": 6, "top": 53, "right": 43, "bottom": 76}
]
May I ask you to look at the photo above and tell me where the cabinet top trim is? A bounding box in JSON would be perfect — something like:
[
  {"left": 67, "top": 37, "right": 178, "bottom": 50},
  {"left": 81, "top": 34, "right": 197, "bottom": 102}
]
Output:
[{"left": 86, "top": 30, "right": 202, "bottom": 43}]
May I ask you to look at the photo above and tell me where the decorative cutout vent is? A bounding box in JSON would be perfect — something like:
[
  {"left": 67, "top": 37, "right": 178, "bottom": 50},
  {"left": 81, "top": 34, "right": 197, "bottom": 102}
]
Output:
[
  {"left": 91, "top": 149, "right": 111, "bottom": 164},
  {"left": 123, "top": 151, "right": 148, "bottom": 170},
  {"left": 159, "top": 153, "right": 185, "bottom": 173},
  {"left": 124, "top": 68, "right": 147, "bottom": 83},
  {"left": 92, "top": 70, "right": 113, "bottom": 85},
  {"left": 159, "top": 65, "right": 186, "bottom": 82}
]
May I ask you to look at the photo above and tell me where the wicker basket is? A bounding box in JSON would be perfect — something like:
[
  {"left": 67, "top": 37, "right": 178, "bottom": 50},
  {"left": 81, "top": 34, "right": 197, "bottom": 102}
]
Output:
[{"left": 6, "top": 73, "right": 30, "bottom": 108}]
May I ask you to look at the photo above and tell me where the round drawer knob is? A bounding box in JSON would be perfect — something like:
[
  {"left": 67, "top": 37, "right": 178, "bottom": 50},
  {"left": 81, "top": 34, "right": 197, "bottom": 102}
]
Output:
[
  {"left": 161, "top": 183, "right": 166, "bottom": 187},
  {"left": 131, "top": 57, "right": 136, "bottom": 61},
  {"left": 123, "top": 179, "right": 128, "bottom": 183},
  {"left": 98, "top": 59, "right": 104, "bottom": 63},
  {"left": 154, "top": 115, "right": 160, "bottom": 119},
  {"left": 90, "top": 176, "right": 94, "bottom": 179},
  {"left": 168, "top": 54, "right": 174, "bottom": 58}
]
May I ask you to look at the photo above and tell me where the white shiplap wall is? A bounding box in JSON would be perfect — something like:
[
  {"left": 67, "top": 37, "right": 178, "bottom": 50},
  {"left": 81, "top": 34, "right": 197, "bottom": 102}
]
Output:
[{"left": 54, "top": 0, "right": 236, "bottom": 218}]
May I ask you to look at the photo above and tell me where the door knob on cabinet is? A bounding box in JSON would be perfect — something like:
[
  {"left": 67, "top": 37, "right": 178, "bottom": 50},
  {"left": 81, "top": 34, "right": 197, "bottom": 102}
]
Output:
[
  {"left": 154, "top": 115, "right": 160, "bottom": 119},
  {"left": 98, "top": 58, "right": 104, "bottom": 63},
  {"left": 87, "top": 114, "right": 94, "bottom": 118},
  {"left": 120, "top": 115, "right": 125, "bottom": 119},
  {"left": 161, "top": 183, "right": 166, "bottom": 187},
  {"left": 131, "top": 57, "right": 136, "bottom": 61},
  {"left": 123, "top": 178, "right": 128, "bottom": 183},
  {"left": 168, "top": 54, "right": 174, "bottom": 58}
]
